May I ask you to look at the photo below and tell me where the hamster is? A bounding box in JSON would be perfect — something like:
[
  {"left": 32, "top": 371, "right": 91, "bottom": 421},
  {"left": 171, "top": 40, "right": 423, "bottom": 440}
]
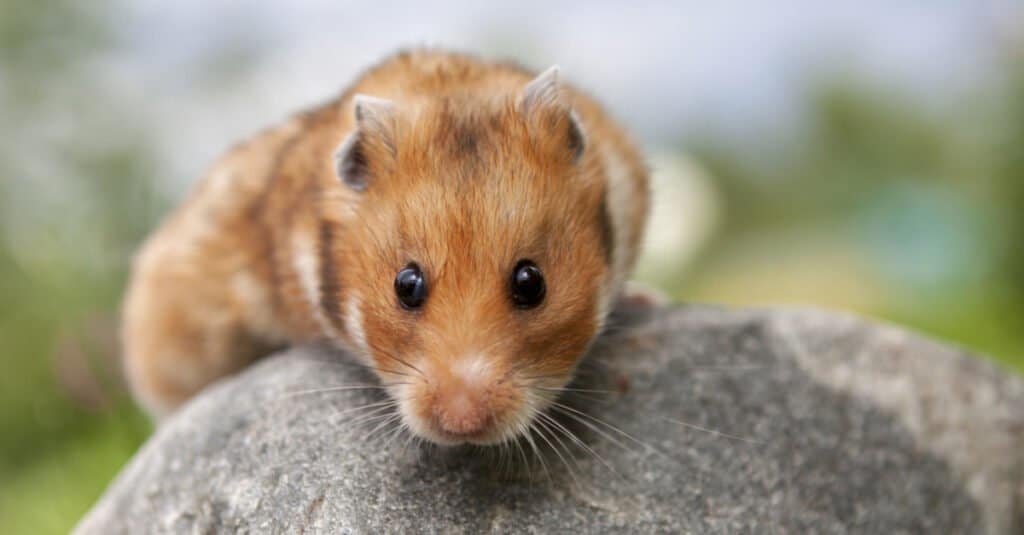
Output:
[{"left": 122, "top": 50, "right": 649, "bottom": 446}]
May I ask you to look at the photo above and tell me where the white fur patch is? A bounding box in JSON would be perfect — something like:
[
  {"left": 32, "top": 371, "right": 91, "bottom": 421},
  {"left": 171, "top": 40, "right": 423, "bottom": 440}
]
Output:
[
  {"left": 292, "top": 231, "right": 339, "bottom": 339},
  {"left": 344, "top": 292, "right": 371, "bottom": 363},
  {"left": 230, "top": 272, "right": 283, "bottom": 341},
  {"left": 450, "top": 354, "right": 494, "bottom": 388}
]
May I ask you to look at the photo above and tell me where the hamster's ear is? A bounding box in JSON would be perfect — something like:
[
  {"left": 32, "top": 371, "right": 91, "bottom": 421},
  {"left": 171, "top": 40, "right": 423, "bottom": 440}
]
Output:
[
  {"left": 335, "top": 94, "right": 397, "bottom": 191},
  {"left": 521, "top": 65, "right": 563, "bottom": 113},
  {"left": 519, "top": 66, "right": 585, "bottom": 163}
]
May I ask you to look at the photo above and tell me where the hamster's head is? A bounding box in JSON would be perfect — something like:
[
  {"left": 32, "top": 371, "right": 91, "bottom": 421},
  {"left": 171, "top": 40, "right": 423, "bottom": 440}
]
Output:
[{"left": 328, "top": 67, "right": 619, "bottom": 445}]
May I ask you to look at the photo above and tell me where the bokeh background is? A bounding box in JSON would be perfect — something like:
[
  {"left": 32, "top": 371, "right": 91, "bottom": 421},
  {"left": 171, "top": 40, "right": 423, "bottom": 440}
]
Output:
[{"left": 2, "top": 1, "right": 1023, "bottom": 532}]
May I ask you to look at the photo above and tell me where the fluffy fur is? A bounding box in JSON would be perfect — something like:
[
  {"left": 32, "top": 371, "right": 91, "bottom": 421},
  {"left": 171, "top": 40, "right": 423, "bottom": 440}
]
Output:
[{"left": 122, "top": 50, "right": 649, "bottom": 445}]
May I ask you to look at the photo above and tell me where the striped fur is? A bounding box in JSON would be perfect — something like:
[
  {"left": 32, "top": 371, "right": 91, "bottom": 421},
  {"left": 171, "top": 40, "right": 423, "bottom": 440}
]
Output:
[{"left": 122, "top": 50, "right": 649, "bottom": 442}]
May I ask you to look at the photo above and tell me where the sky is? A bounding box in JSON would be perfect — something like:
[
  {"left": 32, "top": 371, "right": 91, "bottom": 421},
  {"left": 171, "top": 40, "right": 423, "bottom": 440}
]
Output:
[{"left": 97, "top": 1, "right": 1020, "bottom": 187}]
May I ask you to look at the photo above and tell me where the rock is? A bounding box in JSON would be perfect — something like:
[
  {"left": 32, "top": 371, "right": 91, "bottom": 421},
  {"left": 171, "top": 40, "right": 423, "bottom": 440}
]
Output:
[{"left": 76, "top": 306, "right": 1024, "bottom": 534}]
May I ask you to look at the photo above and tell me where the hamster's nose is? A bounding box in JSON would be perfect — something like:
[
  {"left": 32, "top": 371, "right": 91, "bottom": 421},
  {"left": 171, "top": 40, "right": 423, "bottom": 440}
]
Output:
[{"left": 432, "top": 389, "right": 491, "bottom": 436}]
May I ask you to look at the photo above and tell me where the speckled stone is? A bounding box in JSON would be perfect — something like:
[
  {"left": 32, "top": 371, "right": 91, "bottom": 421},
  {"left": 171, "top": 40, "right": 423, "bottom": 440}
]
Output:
[{"left": 76, "top": 305, "right": 1024, "bottom": 534}]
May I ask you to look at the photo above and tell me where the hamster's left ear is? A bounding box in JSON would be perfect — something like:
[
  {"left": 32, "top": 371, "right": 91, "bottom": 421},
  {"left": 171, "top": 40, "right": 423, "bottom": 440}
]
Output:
[
  {"left": 335, "top": 94, "right": 397, "bottom": 191},
  {"left": 519, "top": 66, "right": 585, "bottom": 163}
]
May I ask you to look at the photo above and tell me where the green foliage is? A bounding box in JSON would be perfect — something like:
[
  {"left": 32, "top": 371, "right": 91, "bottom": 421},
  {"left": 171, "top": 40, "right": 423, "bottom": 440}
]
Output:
[
  {"left": 684, "top": 66, "right": 1024, "bottom": 373},
  {"left": 0, "top": 1, "right": 155, "bottom": 533}
]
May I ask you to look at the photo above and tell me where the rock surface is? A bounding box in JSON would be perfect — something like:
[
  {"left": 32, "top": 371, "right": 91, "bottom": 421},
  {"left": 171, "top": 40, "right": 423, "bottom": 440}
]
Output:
[{"left": 77, "top": 306, "right": 1024, "bottom": 534}]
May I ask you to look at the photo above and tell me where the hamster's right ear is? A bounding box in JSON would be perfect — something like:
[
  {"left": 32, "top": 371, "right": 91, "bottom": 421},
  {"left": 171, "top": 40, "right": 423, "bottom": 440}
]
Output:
[
  {"left": 335, "top": 94, "right": 397, "bottom": 191},
  {"left": 519, "top": 66, "right": 586, "bottom": 164}
]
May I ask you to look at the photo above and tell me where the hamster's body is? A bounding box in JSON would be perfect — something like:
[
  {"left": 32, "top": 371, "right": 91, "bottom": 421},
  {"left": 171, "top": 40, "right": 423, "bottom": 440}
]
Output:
[{"left": 123, "top": 50, "right": 649, "bottom": 445}]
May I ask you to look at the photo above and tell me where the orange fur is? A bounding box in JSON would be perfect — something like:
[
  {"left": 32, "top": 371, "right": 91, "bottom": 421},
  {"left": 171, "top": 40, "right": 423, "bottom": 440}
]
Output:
[{"left": 122, "top": 50, "right": 649, "bottom": 444}]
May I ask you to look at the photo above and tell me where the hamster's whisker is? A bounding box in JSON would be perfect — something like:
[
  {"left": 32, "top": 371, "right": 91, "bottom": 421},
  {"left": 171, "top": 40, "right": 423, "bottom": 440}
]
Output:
[
  {"left": 549, "top": 401, "right": 670, "bottom": 463},
  {"left": 678, "top": 364, "right": 770, "bottom": 372},
  {"left": 530, "top": 385, "right": 615, "bottom": 405},
  {"left": 378, "top": 368, "right": 417, "bottom": 379},
  {"left": 343, "top": 402, "right": 399, "bottom": 424},
  {"left": 400, "top": 424, "right": 420, "bottom": 455},
  {"left": 306, "top": 356, "right": 385, "bottom": 372},
  {"left": 511, "top": 435, "right": 532, "bottom": 478},
  {"left": 363, "top": 413, "right": 404, "bottom": 444},
  {"left": 533, "top": 416, "right": 580, "bottom": 488},
  {"left": 378, "top": 419, "right": 409, "bottom": 450},
  {"left": 662, "top": 417, "right": 762, "bottom": 445},
  {"left": 337, "top": 411, "right": 397, "bottom": 432},
  {"left": 330, "top": 398, "right": 397, "bottom": 414},
  {"left": 281, "top": 383, "right": 407, "bottom": 398},
  {"left": 306, "top": 355, "right": 421, "bottom": 381},
  {"left": 522, "top": 424, "right": 551, "bottom": 482},
  {"left": 330, "top": 400, "right": 399, "bottom": 423},
  {"left": 373, "top": 346, "right": 427, "bottom": 380},
  {"left": 536, "top": 410, "right": 619, "bottom": 479},
  {"left": 518, "top": 364, "right": 604, "bottom": 382},
  {"left": 355, "top": 409, "right": 401, "bottom": 433},
  {"left": 533, "top": 386, "right": 614, "bottom": 394},
  {"left": 548, "top": 405, "right": 633, "bottom": 455},
  {"left": 501, "top": 438, "right": 522, "bottom": 479},
  {"left": 546, "top": 390, "right": 611, "bottom": 406},
  {"left": 518, "top": 379, "right": 612, "bottom": 407}
]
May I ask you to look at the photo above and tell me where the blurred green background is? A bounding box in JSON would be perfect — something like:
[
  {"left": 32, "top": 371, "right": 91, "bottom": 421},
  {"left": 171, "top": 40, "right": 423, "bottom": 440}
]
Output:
[{"left": 1, "top": 1, "right": 1021, "bottom": 533}]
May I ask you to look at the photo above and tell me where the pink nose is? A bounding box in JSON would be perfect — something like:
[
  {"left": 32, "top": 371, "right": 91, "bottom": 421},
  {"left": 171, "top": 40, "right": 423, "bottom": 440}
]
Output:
[{"left": 433, "top": 390, "right": 490, "bottom": 436}]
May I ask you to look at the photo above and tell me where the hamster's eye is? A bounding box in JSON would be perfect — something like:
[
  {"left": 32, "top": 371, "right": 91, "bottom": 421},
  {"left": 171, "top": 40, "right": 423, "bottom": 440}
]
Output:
[
  {"left": 510, "top": 259, "right": 545, "bottom": 309},
  {"left": 395, "top": 263, "right": 427, "bottom": 309}
]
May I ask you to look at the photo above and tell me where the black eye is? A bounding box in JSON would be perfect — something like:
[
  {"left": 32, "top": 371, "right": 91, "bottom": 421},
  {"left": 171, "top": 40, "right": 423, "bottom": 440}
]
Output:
[
  {"left": 394, "top": 262, "right": 427, "bottom": 309},
  {"left": 510, "top": 259, "right": 545, "bottom": 309}
]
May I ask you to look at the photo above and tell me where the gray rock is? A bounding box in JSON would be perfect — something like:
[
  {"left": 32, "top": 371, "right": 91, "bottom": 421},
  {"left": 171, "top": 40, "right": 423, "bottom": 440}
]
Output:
[{"left": 77, "top": 306, "right": 1024, "bottom": 534}]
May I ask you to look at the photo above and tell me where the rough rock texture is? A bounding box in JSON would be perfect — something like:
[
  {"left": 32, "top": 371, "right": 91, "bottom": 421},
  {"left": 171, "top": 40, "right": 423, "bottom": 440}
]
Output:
[{"left": 77, "top": 306, "right": 1024, "bottom": 534}]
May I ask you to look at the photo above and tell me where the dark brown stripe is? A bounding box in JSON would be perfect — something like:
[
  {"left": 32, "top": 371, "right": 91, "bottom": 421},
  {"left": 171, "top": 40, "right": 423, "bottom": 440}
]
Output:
[
  {"left": 252, "top": 132, "right": 303, "bottom": 318},
  {"left": 318, "top": 221, "right": 343, "bottom": 324},
  {"left": 454, "top": 121, "right": 479, "bottom": 156}
]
